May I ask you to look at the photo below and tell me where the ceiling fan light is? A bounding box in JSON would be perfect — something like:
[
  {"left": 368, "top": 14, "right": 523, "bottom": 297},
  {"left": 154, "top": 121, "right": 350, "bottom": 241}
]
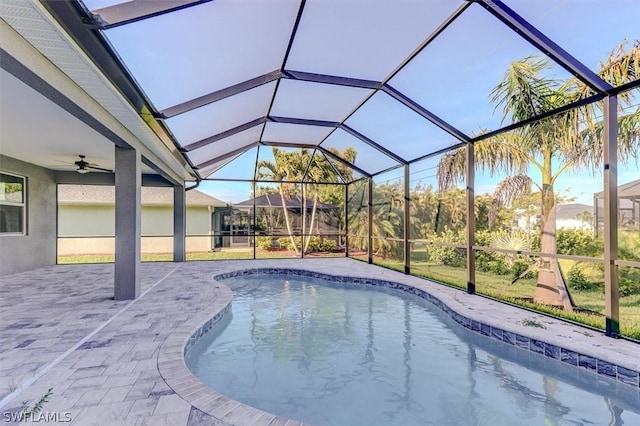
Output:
[{"left": 77, "top": 167, "right": 89, "bottom": 174}]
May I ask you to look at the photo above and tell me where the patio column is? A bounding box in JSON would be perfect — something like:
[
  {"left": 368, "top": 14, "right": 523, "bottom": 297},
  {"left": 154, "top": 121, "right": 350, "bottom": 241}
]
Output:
[
  {"left": 114, "top": 146, "right": 141, "bottom": 300},
  {"left": 466, "top": 144, "right": 476, "bottom": 294},
  {"left": 344, "top": 184, "right": 349, "bottom": 257},
  {"left": 253, "top": 180, "right": 257, "bottom": 260},
  {"left": 603, "top": 95, "right": 619, "bottom": 337},
  {"left": 368, "top": 177, "right": 373, "bottom": 264},
  {"left": 173, "top": 184, "right": 186, "bottom": 262},
  {"left": 301, "top": 184, "right": 306, "bottom": 259},
  {"left": 404, "top": 164, "right": 410, "bottom": 274}
]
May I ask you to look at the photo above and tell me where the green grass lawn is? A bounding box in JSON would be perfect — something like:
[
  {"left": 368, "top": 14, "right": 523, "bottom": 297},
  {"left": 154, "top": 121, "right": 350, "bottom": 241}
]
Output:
[
  {"left": 58, "top": 250, "right": 266, "bottom": 263},
  {"left": 349, "top": 253, "right": 640, "bottom": 340},
  {"left": 58, "top": 248, "right": 345, "bottom": 264}
]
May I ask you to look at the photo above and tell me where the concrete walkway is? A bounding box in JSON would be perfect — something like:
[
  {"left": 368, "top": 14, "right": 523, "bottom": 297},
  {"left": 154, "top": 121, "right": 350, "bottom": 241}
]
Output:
[{"left": 0, "top": 259, "right": 638, "bottom": 425}]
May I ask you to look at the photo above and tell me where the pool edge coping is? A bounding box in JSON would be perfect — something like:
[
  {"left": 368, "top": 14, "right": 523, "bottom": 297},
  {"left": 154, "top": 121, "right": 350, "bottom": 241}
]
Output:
[{"left": 157, "top": 267, "right": 640, "bottom": 425}]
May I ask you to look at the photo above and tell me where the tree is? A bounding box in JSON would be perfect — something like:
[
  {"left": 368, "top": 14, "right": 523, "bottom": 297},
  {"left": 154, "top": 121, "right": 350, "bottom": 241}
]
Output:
[
  {"left": 437, "top": 41, "right": 640, "bottom": 309},
  {"left": 302, "top": 150, "right": 353, "bottom": 253},
  {"left": 257, "top": 148, "right": 310, "bottom": 255},
  {"left": 257, "top": 147, "right": 354, "bottom": 254},
  {"left": 347, "top": 179, "right": 404, "bottom": 258}
]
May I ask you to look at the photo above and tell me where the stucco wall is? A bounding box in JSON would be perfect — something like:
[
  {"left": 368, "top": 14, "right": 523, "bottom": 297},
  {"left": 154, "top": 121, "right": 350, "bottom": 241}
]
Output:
[
  {"left": 58, "top": 204, "right": 114, "bottom": 236},
  {"left": 0, "top": 155, "right": 56, "bottom": 276},
  {"left": 186, "top": 207, "right": 210, "bottom": 235},
  {"left": 57, "top": 203, "right": 212, "bottom": 255},
  {"left": 142, "top": 206, "right": 172, "bottom": 236}
]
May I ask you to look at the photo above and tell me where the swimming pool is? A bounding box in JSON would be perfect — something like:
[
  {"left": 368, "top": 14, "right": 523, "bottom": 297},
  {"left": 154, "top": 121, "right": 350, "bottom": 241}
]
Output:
[{"left": 185, "top": 273, "right": 640, "bottom": 425}]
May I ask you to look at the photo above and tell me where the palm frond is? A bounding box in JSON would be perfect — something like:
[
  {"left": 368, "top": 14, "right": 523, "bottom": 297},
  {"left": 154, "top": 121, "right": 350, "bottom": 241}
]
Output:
[
  {"left": 578, "top": 106, "right": 640, "bottom": 169},
  {"left": 490, "top": 233, "right": 532, "bottom": 252},
  {"left": 475, "top": 135, "right": 531, "bottom": 175},
  {"left": 490, "top": 57, "right": 562, "bottom": 124},
  {"left": 437, "top": 147, "right": 466, "bottom": 191},
  {"left": 599, "top": 40, "right": 640, "bottom": 87},
  {"left": 437, "top": 135, "right": 531, "bottom": 192},
  {"left": 489, "top": 174, "right": 533, "bottom": 227}
]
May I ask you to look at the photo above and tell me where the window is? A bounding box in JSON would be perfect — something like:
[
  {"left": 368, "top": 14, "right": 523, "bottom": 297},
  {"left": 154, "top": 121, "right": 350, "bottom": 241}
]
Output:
[{"left": 0, "top": 172, "right": 26, "bottom": 234}]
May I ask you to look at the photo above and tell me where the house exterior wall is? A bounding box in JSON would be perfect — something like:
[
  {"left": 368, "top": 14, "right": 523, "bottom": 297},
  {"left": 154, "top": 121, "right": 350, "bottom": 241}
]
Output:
[
  {"left": 57, "top": 204, "right": 212, "bottom": 255},
  {"left": 58, "top": 204, "right": 114, "bottom": 236},
  {"left": 186, "top": 207, "right": 210, "bottom": 236},
  {"left": 557, "top": 218, "right": 592, "bottom": 231},
  {"left": 0, "top": 155, "right": 56, "bottom": 276}
]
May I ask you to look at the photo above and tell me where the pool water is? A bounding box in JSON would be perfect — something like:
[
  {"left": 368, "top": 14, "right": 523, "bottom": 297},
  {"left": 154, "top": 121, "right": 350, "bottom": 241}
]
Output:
[{"left": 185, "top": 274, "right": 640, "bottom": 425}]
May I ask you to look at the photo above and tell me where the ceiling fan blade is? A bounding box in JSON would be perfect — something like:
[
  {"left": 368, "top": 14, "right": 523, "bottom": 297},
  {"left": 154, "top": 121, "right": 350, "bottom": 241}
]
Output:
[{"left": 87, "top": 165, "right": 113, "bottom": 173}]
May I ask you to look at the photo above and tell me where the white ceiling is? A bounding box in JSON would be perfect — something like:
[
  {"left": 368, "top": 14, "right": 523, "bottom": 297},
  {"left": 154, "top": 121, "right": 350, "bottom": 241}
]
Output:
[{"left": 0, "top": 68, "right": 153, "bottom": 174}]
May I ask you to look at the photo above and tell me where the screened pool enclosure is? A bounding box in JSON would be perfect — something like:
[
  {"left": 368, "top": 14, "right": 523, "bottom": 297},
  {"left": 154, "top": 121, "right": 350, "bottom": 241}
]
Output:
[{"left": 41, "top": 0, "right": 639, "bottom": 339}]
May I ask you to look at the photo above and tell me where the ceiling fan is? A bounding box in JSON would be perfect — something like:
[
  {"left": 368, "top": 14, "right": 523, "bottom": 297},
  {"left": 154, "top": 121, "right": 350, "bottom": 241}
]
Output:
[{"left": 73, "top": 155, "right": 112, "bottom": 174}]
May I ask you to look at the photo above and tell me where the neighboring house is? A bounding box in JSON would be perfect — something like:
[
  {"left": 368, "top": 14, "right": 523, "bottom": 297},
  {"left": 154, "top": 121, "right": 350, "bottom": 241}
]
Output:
[
  {"left": 234, "top": 193, "right": 341, "bottom": 238},
  {"left": 556, "top": 204, "right": 593, "bottom": 230},
  {"left": 513, "top": 203, "right": 593, "bottom": 232},
  {"left": 57, "top": 185, "right": 227, "bottom": 255},
  {"left": 594, "top": 179, "right": 640, "bottom": 235}
]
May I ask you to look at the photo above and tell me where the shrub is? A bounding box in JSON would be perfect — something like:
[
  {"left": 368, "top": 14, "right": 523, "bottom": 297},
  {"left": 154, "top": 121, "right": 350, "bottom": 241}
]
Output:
[
  {"left": 620, "top": 266, "right": 640, "bottom": 297},
  {"left": 556, "top": 229, "right": 602, "bottom": 257},
  {"left": 512, "top": 260, "right": 536, "bottom": 280},
  {"left": 277, "top": 237, "right": 301, "bottom": 251},
  {"left": 255, "top": 236, "right": 273, "bottom": 251},
  {"left": 306, "top": 236, "right": 323, "bottom": 252},
  {"left": 475, "top": 249, "right": 510, "bottom": 275},
  {"left": 423, "top": 228, "right": 465, "bottom": 267},
  {"left": 485, "top": 259, "right": 510, "bottom": 276},
  {"left": 566, "top": 264, "right": 597, "bottom": 291},
  {"left": 618, "top": 232, "right": 640, "bottom": 261},
  {"left": 320, "top": 239, "right": 338, "bottom": 252},
  {"left": 425, "top": 243, "right": 457, "bottom": 266}
]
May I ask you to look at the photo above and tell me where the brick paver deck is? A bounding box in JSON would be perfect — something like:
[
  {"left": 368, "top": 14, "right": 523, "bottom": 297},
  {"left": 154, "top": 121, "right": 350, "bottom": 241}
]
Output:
[{"left": 1, "top": 259, "right": 638, "bottom": 425}]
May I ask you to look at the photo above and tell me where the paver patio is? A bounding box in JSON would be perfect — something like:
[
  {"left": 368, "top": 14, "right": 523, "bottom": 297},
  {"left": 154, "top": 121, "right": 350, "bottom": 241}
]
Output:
[{"left": 0, "top": 259, "right": 638, "bottom": 425}]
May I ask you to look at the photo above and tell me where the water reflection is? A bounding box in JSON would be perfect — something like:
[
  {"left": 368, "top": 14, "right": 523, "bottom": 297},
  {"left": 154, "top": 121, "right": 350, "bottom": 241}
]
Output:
[{"left": 186, "top": 275, "right": 640, "bottom": 426}]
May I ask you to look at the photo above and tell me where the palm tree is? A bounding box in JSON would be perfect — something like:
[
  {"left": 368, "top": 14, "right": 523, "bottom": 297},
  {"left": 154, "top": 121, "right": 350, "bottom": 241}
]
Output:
[
  {"left": 437, "top": 41, "right": 640, "bottom": 309},
  {"left": 257, "top": 147, "right": 356, "bottom": 254},
  {"left": 303, "top": 151, "right": 345, "bottom": 253},
  {"left": 257, "top": 148, "right": 311, "bottom": 255},
  {"left": 347, "top": 180, "right": 404, "bottom": 258}
]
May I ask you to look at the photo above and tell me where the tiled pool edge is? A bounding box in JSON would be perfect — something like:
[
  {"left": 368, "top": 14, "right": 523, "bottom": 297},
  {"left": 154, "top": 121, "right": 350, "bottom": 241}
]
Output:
[
  {"left": 157, "top": 279, "right": 303, "bottom": 425},
  {"left": 158, "top": 266, "right": 639, "bottom": 425},
  {"left": 214, "top": 268, "right": 640, "bottom": 389}
]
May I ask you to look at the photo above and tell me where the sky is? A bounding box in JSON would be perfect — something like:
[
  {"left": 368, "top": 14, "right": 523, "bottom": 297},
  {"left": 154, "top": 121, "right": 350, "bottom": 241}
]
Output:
[{"left": 82, "top": 0, "right": 640, "bottom": 205}]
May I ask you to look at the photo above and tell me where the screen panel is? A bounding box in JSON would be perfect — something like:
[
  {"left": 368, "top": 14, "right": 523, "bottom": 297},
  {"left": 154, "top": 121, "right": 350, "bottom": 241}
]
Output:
[
  {"left": 347, "top": 178, "right": 369, "bottom": 259},
  {"left": 286, "top": 0, "right": 462, "bottom": 81},
  {"left": 186, "top": 126, "right": 261, "bottom": 166},
  {"left": 207, "top": 147, "right": 259, "bottom": 181},
  {"left": 389, "top": 3, "right": 580, "bottom": 136},
  {"left": 324, "top": 153, "right": 365, "bottom": 183},
  {"left": 198, "top": 157, "right": 239, "bottom": 179},
  {"left": 345, "top": 92, "right": 458, "bottom": 161},
  {"left": 262, "top": 122, "right": 334, "bottom": 145},
  {"left": 104, "top": 0, "right": 300, "bottom": 109},
  {"left": 256, "top": 146, "right": 314, "bottom": 182},
  {"left": 615, "top": 87, "right": 640, "bottom": 266},
  {"left": 506, "top": 0, "right": 640, "bottom": 87},
  {"left": 320, "top": 128, "right": 400, "bottom": 175},
  {"left": 409, "top": 151, "right": 466, "bottom": 242},
  {"left": 304, "top": 151, "right": 345, "bottom": 184},
  {"left": 270, "top": 79, "right": 372, "bottom": 122},
  {"left": 165, "top": 82, "right": 275, "bottom": 146}
]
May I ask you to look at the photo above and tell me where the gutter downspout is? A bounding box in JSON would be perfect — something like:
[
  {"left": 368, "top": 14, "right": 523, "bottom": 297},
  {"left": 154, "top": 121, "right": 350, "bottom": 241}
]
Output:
[{"left": 185, "top": 178, "right": 200, "bottom": 191}]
